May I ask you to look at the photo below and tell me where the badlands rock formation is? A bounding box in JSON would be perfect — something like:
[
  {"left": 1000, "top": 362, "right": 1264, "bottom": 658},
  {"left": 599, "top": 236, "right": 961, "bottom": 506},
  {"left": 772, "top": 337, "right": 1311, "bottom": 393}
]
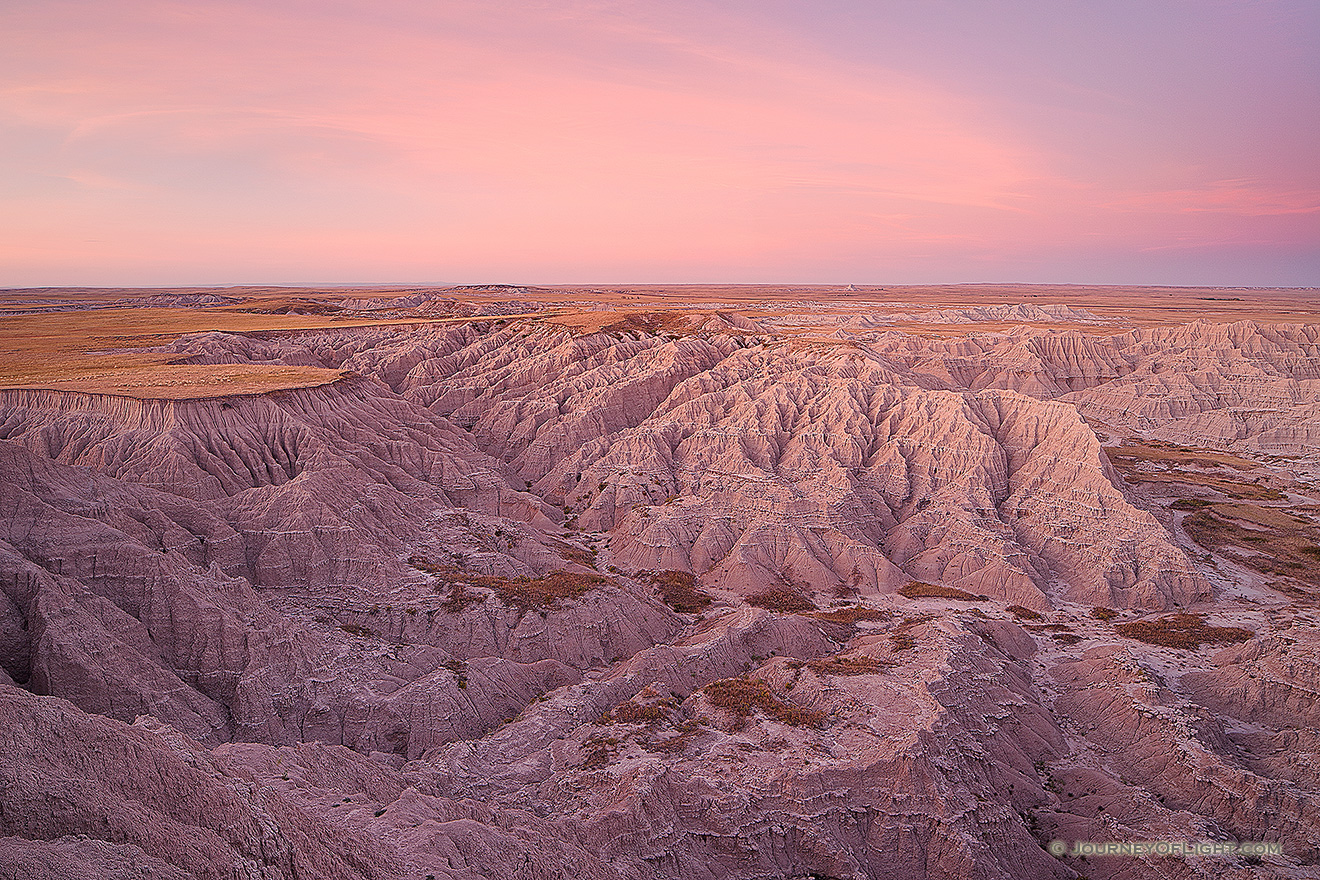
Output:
[{"left": 2, "top": 289, "right": 1319, "bottom": 879}]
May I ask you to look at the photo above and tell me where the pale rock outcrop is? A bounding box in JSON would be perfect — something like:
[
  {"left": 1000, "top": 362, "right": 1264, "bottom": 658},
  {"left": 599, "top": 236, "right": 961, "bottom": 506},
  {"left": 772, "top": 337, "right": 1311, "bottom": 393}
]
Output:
[{"left": 4, "top": 311, "right": 1320, "bottom": 879}]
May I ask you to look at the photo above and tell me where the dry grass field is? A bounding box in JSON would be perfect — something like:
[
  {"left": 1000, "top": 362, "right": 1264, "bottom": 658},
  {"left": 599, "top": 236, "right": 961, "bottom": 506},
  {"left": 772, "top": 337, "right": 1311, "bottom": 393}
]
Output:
[
  {"left": 0, "top": 300, "right": 518, "bottom": 397},
  {"left": 3, "top": 283, "right": 1317, "bottom": 399}
]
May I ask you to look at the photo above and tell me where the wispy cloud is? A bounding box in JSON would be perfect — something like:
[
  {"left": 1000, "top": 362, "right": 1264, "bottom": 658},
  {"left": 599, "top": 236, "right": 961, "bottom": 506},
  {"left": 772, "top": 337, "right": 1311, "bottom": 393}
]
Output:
[{"left": 1, "top": 0, "right": 1316, "bottom": 284}]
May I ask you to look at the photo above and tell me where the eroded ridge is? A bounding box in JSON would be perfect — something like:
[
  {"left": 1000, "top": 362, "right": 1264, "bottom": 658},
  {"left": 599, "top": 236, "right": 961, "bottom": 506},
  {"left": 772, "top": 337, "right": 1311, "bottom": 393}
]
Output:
[{"left": 2, "top": 288, "right": 1319, "bottom": 879}]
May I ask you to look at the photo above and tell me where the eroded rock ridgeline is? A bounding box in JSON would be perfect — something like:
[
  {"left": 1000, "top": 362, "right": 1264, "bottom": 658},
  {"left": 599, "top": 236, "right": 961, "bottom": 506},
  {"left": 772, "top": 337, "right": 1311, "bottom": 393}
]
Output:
[{"left": 2, "top": 316, "right": 1319, "bottom": 879}]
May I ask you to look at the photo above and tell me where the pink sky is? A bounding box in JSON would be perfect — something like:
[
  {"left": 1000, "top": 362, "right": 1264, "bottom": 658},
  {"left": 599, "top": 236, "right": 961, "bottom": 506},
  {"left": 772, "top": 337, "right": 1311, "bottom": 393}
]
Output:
[{"left": 2, "top": 0, "right": 1317, "bottom": 286}]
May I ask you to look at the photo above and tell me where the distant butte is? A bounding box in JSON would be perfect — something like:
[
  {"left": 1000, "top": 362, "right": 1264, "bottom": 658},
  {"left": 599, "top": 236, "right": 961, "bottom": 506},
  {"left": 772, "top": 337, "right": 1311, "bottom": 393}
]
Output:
[{"left": 1, "top": 284, "right": 1319, "bottom": 879}]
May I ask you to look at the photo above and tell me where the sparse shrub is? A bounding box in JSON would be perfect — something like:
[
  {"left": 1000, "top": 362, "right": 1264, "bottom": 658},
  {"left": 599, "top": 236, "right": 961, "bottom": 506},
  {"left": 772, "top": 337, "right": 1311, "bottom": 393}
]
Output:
[
  {"left": 1091, "top": 607, "right": 1119, "bottom": 621},
  {"left": 808, "top": 606, "right": 891, "bottom": 625},
  {"left": 492, "top": 570, "right": 607, "bottom": 610},
  {"left": 430, "top": 567, "right": 609, "bottom": 613},
  {"left": 407, "top": 554, "right": 443, "bottom": 573},
  {"left": 802, "top": 654, "right": 893, "bottom": 676},
  {"left": 1007, "top": 605, "right": 1043, "bottom": 620},
  {"left": 898, "top": 581, "right": 983, "bottom": 601},
  {"left": 601, "top": 692, "right": 677, "bottom": 725},
  {"left": 1115, "top": 613, "right": 1253, "bottom": 649},
  {"left": 747, "top": 587, "right": 817, "bottom": 613},
  {"left": 890, "top": 632, "right": 916, "bottom": 651},
  {"left": 644, "top": 570, "right": 714, "bottom": 613},
  {"left": 339, "top": 623, "right": 374, "bottom": 638},
  {"left": 702, "top": 676, "right": 824, "bottom": 728},
  {"left": 558, "top": 545, "right": 598, "bottom": 568}
]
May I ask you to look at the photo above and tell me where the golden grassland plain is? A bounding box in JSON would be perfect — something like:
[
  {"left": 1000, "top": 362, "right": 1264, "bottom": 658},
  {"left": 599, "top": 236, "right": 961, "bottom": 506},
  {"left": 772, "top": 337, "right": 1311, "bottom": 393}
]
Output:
[
  {"left": 2, "top": 284, "right": 1317, "bottom": 398},
  {"left": 0, "top": 304, "right": 531, "bottom": 398}
]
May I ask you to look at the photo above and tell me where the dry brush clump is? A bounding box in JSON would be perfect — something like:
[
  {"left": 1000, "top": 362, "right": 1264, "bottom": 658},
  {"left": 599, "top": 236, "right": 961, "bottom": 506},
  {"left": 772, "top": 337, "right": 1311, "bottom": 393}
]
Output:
[
  {"left": 588, "top": 689, "right": 705, "bottom": 763},
  {"left": 416, "top": 560, "right": 611, "bottom": 612},
  {"left": 604, "top": 701, "right": 669, "bottom": 724},
  {"left": 440, "top": 658, "right": 468, "bottom": 689},
  {"left": 407, "top": 555, "right": 445, "bottom": 573},
  {"left": 1007, "top": 605, "right": 1043, "bottom": 620},
  {"left": 898, "top": 581, "right": 986, "bottom": 601},
  {"left": 807, "top": 604, "right": 892, "bottom": 640},
  {"left": 702, "top": 676, "right": 824, "bottom": 728},
  {"left": 808, "top": 606, "right": 891, "bottom": 625},
  {"left": 796, "top": 654, "right": 894, "bottom": 676},
  {"left": 1114, "top": 613, "right": 1253, "bottom": 649},
  {"left": 493, "top": 570, "right": 609, "bottom": 610},
  {"left": 641, "top": 570, "right": 714, "bottom": 613},
  {"left": 578, "top": 733, "right": 622, "bottom": 769},
  {"left": 888, "top": 614, "right": 935, "bottom": 652},
  {"left": 889, "top": 633, "right": 916, "bottom": 651},
  {"left": 639, "top": 718, "right": 704, "bottom": 754},
  {"left": 1025, "top": 621, "right": 1082, "bottom": 643},
  {"left": 746, "top": 587, "right": 817, "bottom": 613},
  {"left": 557, "top": 545, "right": 598, "bottom": 569},
  {"left": 600, "top": 688, "right": 679, "bottom": 725}
]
